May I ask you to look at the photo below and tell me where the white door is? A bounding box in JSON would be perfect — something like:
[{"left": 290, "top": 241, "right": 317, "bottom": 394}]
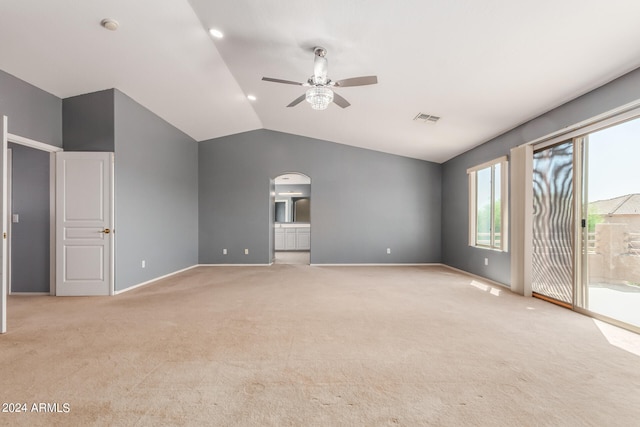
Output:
[
  {"left": 1, "top": 116, "right": 8, "bottom": 332},
  {"left": 56, "top": 152, "right": 113, "bottom": 296}
]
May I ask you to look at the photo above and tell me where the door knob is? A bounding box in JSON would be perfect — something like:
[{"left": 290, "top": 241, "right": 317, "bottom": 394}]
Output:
[{"left": 100, "top": 228, "right": 111, "bottom": 234}]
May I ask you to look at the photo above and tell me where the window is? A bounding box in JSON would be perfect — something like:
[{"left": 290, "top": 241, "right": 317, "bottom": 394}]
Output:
[{"left": 468, "top": 156, "right": 508, "bottom": 251}]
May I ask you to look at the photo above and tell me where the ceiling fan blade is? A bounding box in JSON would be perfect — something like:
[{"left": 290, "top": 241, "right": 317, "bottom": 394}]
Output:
[
  {"left": 332, "top": 92, "right": 351, "bottom": 108},
  {"left": 286, "top": 94, "right": 306, "bottom": 107},
  {"left": 333, "top": 76, "right": 378, "bottom": 87},
  {"left": 262, "top": 77, "right": 304, "bottom": 86}
]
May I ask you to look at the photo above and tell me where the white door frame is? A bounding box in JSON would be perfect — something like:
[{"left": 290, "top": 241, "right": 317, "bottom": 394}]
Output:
[
  {"left": 6, "top": 133, "right": 62, "bottom": 296},
  {"left": 6, "top": 147, "right": 11, "bottom": 295},
  {"left": 1, "top": 116, "right": 7, "bottom": 333}
]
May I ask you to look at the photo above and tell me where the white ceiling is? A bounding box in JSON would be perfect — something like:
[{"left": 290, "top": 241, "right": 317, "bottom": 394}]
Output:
[{"left": 2, "top": 1, "right": 640, "bottom": 163}]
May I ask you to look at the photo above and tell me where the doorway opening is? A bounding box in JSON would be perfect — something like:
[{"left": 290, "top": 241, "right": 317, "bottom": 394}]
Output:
[
  {"left": 4, "top": 133, "right": 60, "bottom": 299},
  {"left": 272, "top": 172, "right": 311, "bottom": 265},
  {"left": 7, "top": 144, "right": 52, "bottom": 295}
]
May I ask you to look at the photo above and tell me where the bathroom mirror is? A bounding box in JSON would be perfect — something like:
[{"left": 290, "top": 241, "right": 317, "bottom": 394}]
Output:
[{"left": 274, "top": 173, "right": 311, "bottom": 223}]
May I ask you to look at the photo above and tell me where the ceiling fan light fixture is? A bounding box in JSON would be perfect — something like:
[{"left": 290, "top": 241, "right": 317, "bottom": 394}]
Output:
[
  {"left": 305, "top": 87, "right": 333, "bottom": 110},
  {"left": 262, "top": 46, "right": 377, "bottom": 110}
]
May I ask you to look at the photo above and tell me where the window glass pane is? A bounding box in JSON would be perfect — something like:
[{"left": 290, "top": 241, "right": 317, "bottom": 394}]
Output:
[
  {"left": 583, "top": 117, "right": 640, "bottom": 328},
  {"left": 476, "top": 167, "right": 492, "bottom": 246},
  {"left": 493, "top": 163, "right": 501, "bottom": 248}
]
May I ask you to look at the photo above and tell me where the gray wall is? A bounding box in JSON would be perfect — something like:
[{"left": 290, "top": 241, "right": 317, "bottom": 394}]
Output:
[
  {"left": 114, "top": 90, "right": 198, "bottom": 291},
  {"left": 63, "top": 89, "right": 115, "bottom": 151},
  {"left": 199, "top": 129, "right": 442, "bottom": 264},
  {"left": 9, "top": 143, "right": 50, "bottom": 293},
  {"left": 0, "top": 69, "right": 62, "bottom": 146},
  {"left": 442, "top": 66, "right": 640, "bottom": 285}
]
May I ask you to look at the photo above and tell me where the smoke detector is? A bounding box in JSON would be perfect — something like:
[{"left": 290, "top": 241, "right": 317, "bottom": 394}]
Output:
[
  {"left": 414, "top": 113, "right": 440, "bottom": 124},
  {"left": 100, "top": 18, "right": 120, "bottom": 31}
]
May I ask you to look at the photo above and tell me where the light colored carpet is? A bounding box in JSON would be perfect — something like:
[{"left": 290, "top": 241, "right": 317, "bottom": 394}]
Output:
[
  {"left": 1, "top": 265, "right": 640, "bottom": 426},
  {"left": 274, "top": 251, "right": 310, "bottom": 265}
]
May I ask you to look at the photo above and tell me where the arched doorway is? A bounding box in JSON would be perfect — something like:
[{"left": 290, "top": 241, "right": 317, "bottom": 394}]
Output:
[{"left": 271, "top": 172, "right": 311, "bottom": 265}]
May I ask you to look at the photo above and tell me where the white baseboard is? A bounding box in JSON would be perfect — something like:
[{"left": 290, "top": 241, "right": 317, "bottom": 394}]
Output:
[
  {"left": 114, "top": 265, "right": 199, "bottom": 295},
  {"left": 9, "top": 292, "right": 50, "bottom": 296},
  {"left": 198, "top": 262, "right": 439, "bottom": 267},
  {"left": 198, "top": 264, "right": 271, "bottom": 267},
  {"left": 310, "top": 263, "right": 441, "bottom": 267}
]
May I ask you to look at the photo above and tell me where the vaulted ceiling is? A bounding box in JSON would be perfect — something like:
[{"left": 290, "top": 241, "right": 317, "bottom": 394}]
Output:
[{"left": 2, "top": 0, "right": 640, "bottom": 162}]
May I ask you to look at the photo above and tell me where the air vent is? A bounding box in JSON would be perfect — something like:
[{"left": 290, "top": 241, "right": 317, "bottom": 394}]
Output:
[{"left": 414, "top": 113, "right": 440, "bottom": 124}]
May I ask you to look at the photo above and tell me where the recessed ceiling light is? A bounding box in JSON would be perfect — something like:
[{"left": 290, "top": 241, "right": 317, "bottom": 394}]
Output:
[
  {"left": 100, "top": 18, "right": 119, "bottom": 31},
  {"left": 247, "top": 95, "right": 257, "bottom": 101},
  {"left": 209, "top": 28, "right": 223, "bottom": 39}
]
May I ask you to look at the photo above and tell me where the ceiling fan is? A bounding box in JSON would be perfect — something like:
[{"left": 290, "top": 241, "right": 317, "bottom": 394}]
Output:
[{"left": 262, "top": 47, "right": 378, "bottom": 110}]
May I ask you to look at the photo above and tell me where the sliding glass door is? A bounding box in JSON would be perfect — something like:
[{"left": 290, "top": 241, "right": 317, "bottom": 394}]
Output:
[
  {"left": 532, "top": 141, "right": 574, "bottom": 306},
  {"left": 581, "top": 118, "right": 640, "bottom": 329},
  {"left": 527, "top": 113, "right": 640, "bottom": 331}
]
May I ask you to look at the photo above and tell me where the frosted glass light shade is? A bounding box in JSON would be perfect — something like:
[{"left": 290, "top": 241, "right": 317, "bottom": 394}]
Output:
[{"left": 305, "top": 87, "right": 333, "bottom": 110}]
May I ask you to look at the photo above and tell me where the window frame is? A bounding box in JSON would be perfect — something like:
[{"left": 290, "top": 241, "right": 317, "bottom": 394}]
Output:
[{"left": 468, "top": 156, "right": 509, "bottom": 252}]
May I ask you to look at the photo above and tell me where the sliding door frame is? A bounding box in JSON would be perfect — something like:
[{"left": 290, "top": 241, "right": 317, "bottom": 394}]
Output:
[{"left": 512, "top": 102, "right": 640, "bottom": 334}]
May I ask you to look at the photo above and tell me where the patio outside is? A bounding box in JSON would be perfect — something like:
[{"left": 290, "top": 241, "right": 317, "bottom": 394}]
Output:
[{"left": 587, "top": 194, "right": 640, "bottom": 328}]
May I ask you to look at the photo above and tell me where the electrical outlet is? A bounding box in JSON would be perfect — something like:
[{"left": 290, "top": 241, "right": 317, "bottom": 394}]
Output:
[
  {"left": 484, "top": 258, "right": 488, "bottom": 266},
  {"left": 387, "top": 248, "right": 391, "bottom": 254},
  {"left": 141, "top": 260, "right": 146, "bottom": 268},
  {"left": 244, "top": 249, "right": 249, "bottom": 255},
  {"left": 223, "top": 249, "right": 227, "bottom": 255}
]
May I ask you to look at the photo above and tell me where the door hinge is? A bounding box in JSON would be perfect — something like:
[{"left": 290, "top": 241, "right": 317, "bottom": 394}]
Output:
[
  {"left": 581, "top": 219, "right": 586, "bottom": 228},
  {"left": 3, "top": 232, "right": 6, "bottom": 239}
]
